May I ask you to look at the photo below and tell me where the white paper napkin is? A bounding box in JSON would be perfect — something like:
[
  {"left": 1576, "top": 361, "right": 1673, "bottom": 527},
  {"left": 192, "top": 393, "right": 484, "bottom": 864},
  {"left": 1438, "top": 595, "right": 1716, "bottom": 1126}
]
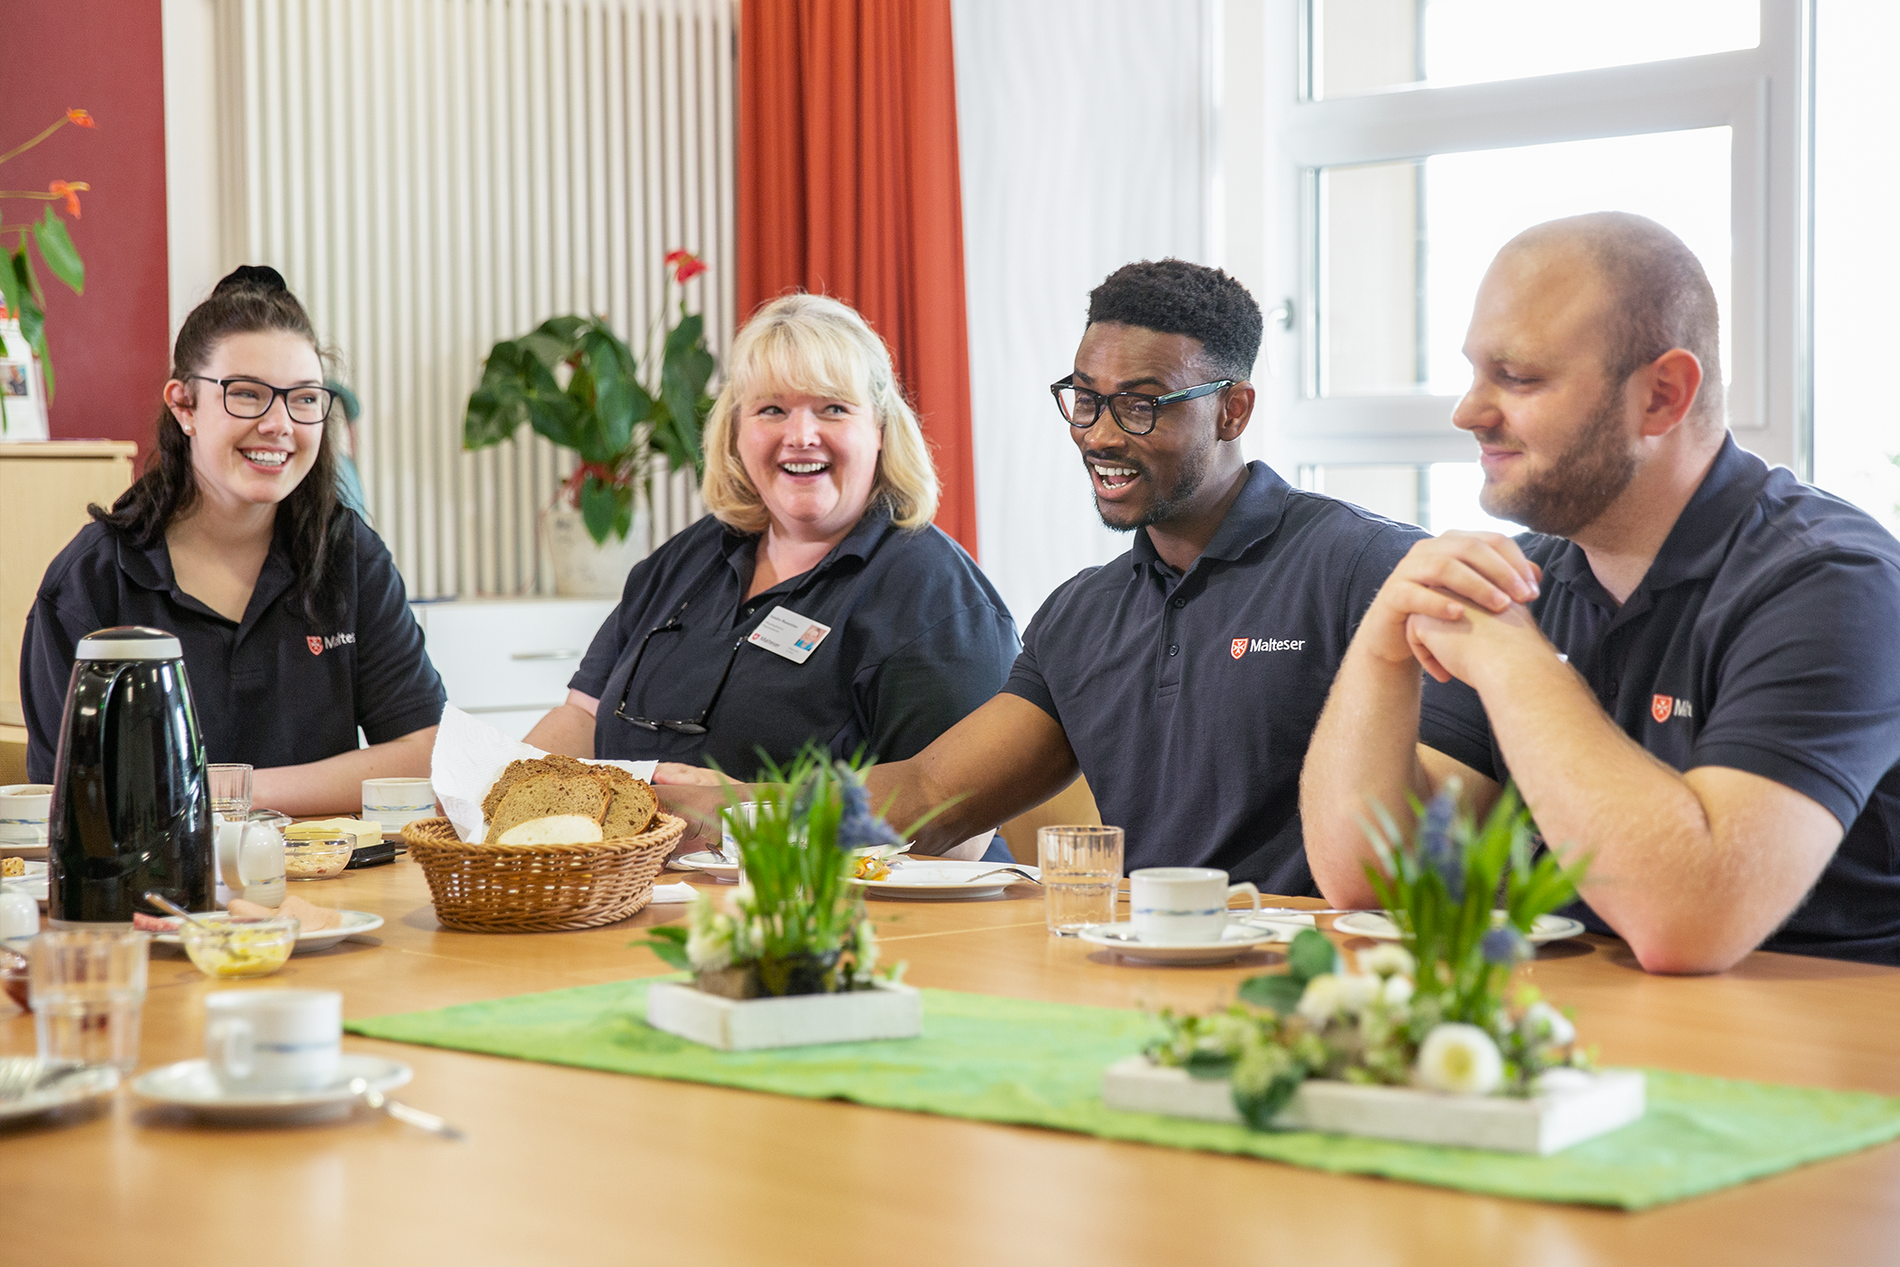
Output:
[
  {"left": 431, "top": 705, "right": 658, "bottom": 843},
  {"left": 648, "top": 883, "right": 697, "bottom": 904}
]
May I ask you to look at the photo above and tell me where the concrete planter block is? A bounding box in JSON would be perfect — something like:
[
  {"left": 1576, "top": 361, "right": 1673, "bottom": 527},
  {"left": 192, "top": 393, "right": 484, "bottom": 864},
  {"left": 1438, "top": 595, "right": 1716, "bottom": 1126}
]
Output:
[
  {"left": 646, "top": 978, "right": 922, "bottom": 1051},
  {"left": 1101, "top": 1057, "right": 1645, "bottom": 1155}
]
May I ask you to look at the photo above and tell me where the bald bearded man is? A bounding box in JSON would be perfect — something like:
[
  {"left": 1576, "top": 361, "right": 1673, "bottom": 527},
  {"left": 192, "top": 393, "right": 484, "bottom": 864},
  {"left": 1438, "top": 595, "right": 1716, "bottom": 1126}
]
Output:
[{"left": 1300, "top": 212, "right": 1900, "bottom": 973}]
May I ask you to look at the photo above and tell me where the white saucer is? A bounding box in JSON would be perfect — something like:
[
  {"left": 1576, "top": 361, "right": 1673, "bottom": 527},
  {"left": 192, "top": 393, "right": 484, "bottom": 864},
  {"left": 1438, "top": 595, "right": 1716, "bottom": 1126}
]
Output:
[
  {"left": 1332, "top": 911, "right": 1589, "bottom": 945},
  {"left": 1077, "top": 920, "right": 1305, "bottom": 965},
  {"left": 853, "top": 859, "right": 1040, "bottom": 900},
  {"left": 150, "top": 909, "right": 385, "bottom": 954},
  {"left": 132, "top": 1053, "right": 411, "bottom": 1115},
  {"left": 670, "top": 851, "right": 740, "bottom": 881},
  {"left": 0, "top": 1064, "right": 119, "bottom": 1123}
]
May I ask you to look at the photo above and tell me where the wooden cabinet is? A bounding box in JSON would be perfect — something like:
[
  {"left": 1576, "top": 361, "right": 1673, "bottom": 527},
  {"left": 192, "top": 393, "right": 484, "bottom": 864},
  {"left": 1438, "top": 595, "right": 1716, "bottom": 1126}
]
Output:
[
  {"left": 409, "top": 597, "right": 619, "bottom": 739},
  {"left": 0, "top": 441, "right": 138, "bottom": 732}
]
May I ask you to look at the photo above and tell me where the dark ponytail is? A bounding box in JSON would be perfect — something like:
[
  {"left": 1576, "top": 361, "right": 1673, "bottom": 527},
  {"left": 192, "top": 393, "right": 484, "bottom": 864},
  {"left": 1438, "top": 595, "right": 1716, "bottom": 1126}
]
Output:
[{"left": 91, "top": 265, "right": 350, "bottom": 624}]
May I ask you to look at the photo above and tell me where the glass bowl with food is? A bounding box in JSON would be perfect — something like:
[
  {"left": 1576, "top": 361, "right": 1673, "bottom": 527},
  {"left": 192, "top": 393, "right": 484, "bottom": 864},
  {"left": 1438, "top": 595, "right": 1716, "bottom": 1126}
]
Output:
[
  {"left": 284, "top": 837, "right": 353, "bottom": 881},
  {"left": 180, "top": 915, "right": 300, "bottom": 979}
]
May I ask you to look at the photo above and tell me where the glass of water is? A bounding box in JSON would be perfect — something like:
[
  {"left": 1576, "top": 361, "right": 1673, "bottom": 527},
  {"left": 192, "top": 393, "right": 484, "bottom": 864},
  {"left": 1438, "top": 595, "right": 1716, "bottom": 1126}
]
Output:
[
  {"left": 207, "top": 763, "right": 254, "bottom": 822},
  {"left": 1038, "top": 825, "right": 1123, "bottom": 936},
  {"left": 29, "top": 930, "right": 149, "bottom": 1073}
]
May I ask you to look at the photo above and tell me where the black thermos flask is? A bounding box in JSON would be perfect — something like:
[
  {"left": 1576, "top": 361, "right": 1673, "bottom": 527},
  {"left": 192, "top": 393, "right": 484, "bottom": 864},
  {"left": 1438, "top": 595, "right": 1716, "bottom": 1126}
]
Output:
[{"left": 47, "top": 626, "right": 215, "bottom": 925}]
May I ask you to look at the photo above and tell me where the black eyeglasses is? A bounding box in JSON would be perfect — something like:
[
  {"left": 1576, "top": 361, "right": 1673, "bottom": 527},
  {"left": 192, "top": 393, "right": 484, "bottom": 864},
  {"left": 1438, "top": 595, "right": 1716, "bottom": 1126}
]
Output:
[
  {"left": 612, "top": 604, "right": 743, "bottom": 735},
  {"left": 187, "top": 375, "right": 337, "bottom": 425},
  {"left": 1050, "top": 375, "right": 1235, "bottom": 436}
]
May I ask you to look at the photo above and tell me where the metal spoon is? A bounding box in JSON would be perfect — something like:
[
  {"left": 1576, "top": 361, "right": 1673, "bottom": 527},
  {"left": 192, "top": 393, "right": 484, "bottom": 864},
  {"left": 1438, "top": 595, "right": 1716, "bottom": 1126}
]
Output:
[
  {"left": 348, "top": 1077, "right": 467, "bottom": 1141},
  {"left": 142, "top": 891, "right": 216, "bottom": 932},
  {"left": 961, "top": 865, "right": 1042, "bottom": 886},
  {"left": 0, "top": 1056, "right": 88, "bottom": 1102}
]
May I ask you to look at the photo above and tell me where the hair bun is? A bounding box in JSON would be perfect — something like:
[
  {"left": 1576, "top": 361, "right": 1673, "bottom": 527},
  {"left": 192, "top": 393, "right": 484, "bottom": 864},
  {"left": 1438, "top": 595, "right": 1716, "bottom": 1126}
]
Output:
[{"left": 213, "top": 264, "right": 290, "bottom": 296}]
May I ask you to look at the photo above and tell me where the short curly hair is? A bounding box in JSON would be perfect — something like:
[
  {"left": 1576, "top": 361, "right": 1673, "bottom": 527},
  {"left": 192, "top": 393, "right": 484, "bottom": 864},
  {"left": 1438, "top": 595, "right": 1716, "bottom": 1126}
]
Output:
[{"left": 1085, "top": 259, "right": 1263, "bottom": 381}]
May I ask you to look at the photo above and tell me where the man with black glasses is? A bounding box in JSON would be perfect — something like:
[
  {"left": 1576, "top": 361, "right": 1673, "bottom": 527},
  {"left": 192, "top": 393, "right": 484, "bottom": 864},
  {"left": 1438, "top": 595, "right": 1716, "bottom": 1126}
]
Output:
[{"left": 831, "top": 259, "right": 1427, "bottom": 890}]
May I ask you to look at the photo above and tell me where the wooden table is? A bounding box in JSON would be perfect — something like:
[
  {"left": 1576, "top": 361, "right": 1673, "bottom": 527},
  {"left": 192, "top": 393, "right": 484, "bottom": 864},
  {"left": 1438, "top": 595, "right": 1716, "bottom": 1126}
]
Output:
[{"left": 3, "top": 861, "right": 1898, "bottom": 1266}]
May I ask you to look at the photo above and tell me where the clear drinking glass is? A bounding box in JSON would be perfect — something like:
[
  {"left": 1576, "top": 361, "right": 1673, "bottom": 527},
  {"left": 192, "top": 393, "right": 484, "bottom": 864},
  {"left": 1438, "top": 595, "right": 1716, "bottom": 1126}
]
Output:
[
  {"left": 29, "top": 929, "right": 149, "bottom": 1073},
  {"left": 1038, "top": 825, "right": 1124, "bottom": 937},
  {"left": 207, "top": 763, "right": 254, "bottom": 822}
]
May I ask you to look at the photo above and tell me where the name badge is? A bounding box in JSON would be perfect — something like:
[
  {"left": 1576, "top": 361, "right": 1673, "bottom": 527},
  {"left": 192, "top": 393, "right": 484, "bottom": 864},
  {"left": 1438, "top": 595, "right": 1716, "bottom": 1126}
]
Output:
[{"left": 747, "top": 606, "right": 832, "bottom": 664}]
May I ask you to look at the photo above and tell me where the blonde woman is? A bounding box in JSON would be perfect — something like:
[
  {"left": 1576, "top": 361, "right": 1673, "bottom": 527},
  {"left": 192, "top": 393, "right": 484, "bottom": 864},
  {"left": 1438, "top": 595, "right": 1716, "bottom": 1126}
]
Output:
[{"left": 524, "top": 293, "right": 1018, "bottom": 788}]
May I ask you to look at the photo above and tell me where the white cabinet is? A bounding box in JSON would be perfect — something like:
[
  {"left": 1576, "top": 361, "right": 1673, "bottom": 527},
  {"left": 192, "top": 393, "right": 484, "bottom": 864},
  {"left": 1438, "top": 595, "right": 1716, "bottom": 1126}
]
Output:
[{"left": 411, "top": 598, "right": 618, "bottom": 740}]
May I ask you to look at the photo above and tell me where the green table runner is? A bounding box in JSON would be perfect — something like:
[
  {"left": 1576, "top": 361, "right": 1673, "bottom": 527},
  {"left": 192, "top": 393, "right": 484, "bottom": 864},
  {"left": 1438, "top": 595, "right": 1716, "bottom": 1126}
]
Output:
[{"left": 347, "top": 979, "right": 1900, "bottom": 1210}]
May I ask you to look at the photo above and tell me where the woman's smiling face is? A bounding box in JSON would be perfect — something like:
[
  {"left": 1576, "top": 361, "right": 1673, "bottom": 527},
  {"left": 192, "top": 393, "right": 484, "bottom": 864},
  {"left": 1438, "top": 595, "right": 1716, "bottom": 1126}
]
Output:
[
  {"left": 736, "top": 384, "right": 883, "bottom": 543},
  {"left": 167, "top": 329, "right": 326, "bottom": 513}
]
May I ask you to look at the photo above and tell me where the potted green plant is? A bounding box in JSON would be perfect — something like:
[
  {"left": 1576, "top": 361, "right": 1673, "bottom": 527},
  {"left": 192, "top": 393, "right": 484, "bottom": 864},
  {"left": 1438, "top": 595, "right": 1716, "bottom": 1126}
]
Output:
[
  {"left": 462, "top": 249, "right": 715, "bottom": 595},
  {"left": 640, "top": 747, "right": 920, "bottom": 1051},
  {"left": 1104, "top": 785, "right": 1646, "bottom": 1154},
  {"left": 0, "top": 107, "right": 95, "bottom": 436}
]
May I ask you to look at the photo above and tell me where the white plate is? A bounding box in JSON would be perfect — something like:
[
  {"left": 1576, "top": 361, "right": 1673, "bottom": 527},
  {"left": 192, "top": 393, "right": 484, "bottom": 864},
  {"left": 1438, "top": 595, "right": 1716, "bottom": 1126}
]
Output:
[
  {"left": 1331, "top": 911, "right": 1589, "bottom": 945},
  {"left": 3, "top": 860, "right": 48, "bottom": 903},
  {"left": 1077, "top": 920, "right": 1304, "bottom": 965},
  {"left": 852, "top": 859, "right": 1041, "bottom": 900},
  {"left": 151, "top": 909, "right": 385, "bottom": 954},
  {"left": 670, "top": 851, "right": 740, "bottom": 882},
  {"left": 132, "top": 1053, "right": 410, "bottom": 1115},
  {"left": 0, "top": 1064, "right": 119, "bottom": 1123}
]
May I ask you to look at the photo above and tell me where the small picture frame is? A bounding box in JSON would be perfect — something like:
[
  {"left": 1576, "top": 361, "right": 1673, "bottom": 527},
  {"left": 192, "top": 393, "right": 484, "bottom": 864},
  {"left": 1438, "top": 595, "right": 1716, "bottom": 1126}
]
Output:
[{"left": 0, "top": 316, "right": 49, "bottom": 439}]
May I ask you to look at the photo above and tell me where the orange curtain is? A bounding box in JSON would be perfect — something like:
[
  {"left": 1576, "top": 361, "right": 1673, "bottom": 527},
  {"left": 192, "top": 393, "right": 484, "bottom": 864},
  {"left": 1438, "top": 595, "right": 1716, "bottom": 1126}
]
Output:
[{"left": 738, "top": 0, "right": 979, "bottom": 557}]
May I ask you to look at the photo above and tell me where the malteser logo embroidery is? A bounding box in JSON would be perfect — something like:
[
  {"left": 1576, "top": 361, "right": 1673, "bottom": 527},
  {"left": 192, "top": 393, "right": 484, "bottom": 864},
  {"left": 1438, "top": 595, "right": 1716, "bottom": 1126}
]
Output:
[
  {"left": 1232, "top": 637, "right": 1307, "bottom": 659},
  {"left": 1651, "top": 693, "right": 1693, "bottom": 723},
  {"left": 306, "top": 632, "right": 357, "bottom": 657}
]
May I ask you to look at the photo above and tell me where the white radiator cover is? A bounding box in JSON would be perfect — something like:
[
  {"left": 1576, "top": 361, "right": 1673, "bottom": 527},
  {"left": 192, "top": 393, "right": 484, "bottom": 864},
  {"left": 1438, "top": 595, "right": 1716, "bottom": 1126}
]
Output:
[{"left": 207, "top": 0, "right": 737, "bottom": 599}]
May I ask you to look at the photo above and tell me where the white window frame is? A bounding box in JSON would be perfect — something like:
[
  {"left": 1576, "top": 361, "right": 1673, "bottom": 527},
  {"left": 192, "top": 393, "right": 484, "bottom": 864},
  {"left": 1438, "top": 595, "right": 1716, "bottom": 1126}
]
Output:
[{"left": 1249, "top": 0, "right": 1813, "bottom": 477}]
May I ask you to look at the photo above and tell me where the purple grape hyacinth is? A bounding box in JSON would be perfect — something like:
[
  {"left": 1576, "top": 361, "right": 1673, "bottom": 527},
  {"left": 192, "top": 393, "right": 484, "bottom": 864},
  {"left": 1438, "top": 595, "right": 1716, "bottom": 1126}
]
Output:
[{"left": 1417, "top": 787, "right": 1464, "bottom": 903}]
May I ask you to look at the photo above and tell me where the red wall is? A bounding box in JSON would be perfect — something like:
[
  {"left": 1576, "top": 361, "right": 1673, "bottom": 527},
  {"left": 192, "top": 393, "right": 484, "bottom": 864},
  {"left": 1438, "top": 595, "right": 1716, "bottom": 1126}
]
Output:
[{"left": 0, "top": 0, "right": 169, "bottom": 455}]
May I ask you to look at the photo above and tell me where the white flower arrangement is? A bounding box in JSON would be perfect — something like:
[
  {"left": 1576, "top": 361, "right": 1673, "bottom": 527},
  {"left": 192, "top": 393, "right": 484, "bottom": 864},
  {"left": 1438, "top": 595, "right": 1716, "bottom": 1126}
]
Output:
[
  {"left": 1147, "top": 930, "right": 1592, "bottom": 1128},
  {"left": 642, "top": 747, "right": 909, "bottom": 999},
  {"left": 1146, "top": 781, "right": 1595, "bottom": 1132}
]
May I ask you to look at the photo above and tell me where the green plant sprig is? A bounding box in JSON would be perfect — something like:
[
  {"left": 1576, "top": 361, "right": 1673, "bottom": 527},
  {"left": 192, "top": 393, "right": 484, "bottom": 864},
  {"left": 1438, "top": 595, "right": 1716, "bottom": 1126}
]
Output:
[{"left": 1361, "top": 781, "right": 1588, "bottom": 1026}]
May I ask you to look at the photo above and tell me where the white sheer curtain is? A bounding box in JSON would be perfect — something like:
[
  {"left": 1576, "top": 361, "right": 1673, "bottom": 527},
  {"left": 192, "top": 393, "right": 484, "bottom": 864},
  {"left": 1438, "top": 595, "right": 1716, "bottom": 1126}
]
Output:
[{"left": 952, "top": 0, "right": 1214, "bottom": 629}]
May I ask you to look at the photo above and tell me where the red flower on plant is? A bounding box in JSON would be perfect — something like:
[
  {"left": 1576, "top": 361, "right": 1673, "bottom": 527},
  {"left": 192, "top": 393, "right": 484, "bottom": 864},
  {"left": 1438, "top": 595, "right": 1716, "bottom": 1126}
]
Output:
[
  {"left": 667, "top": 249, "right": 708, "bottom": 285},
  {"left": 48, "top": 180, "right": 85, "bottom": 218},
  {"left": 65, "top": 109, "right": 96, "bottom": 129}
]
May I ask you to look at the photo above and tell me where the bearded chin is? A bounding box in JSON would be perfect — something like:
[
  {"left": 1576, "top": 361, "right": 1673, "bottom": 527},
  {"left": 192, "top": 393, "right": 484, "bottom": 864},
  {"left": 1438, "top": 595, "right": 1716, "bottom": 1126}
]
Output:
[{"left": 1481, "top": 394, "right": 1638, "bottom": 538}]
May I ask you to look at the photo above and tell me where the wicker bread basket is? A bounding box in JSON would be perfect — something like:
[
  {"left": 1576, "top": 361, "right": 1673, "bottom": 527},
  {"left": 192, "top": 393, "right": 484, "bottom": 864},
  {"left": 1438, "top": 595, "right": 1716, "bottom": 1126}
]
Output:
[{"left": 401, "top": 812, "right": 686, "bottom": 933}]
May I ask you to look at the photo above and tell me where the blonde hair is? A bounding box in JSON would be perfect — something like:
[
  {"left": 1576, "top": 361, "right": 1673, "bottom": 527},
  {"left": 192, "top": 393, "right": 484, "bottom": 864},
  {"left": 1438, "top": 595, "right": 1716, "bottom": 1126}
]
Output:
[{"left": 701, "top": 293, "right": 940, "bottom": 533}]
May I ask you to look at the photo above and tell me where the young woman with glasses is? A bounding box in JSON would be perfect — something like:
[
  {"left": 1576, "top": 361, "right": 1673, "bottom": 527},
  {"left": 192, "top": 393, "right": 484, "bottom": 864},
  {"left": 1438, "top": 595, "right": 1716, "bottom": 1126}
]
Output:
[
  {"left": 20, "top": 266, "right": 446, "bottom": 814},
  {"left": 524, "top": 294, "right": 1019, "bottom": 856}
]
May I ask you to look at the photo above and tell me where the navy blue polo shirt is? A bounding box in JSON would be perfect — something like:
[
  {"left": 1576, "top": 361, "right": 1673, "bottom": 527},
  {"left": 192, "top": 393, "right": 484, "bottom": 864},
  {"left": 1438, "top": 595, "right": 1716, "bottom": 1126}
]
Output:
[
  {"left": 1004, "top": 461, "right": 1426, "bottom": 891},
  {"left": 572, "top": 507, "right": 1019, "bottom": 778},
  {"left": 1421, "top": 437, "right": 1900, "bottom": 964},
  {"left": 21, "top": 513, "right": 447, "bottom": 782}
]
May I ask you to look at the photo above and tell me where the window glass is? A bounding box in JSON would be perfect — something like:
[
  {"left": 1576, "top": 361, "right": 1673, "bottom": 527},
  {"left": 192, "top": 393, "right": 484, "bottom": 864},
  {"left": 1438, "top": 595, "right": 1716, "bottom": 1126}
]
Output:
[
  {"left": 1313, "top": 0, "right": 1759, "bottom": 100},
  {"left": 1320, "top": 127, "right": 1732, "bottom": 398},
  {"left": 1299, "top": 463, "right": 1524, "bottom": 536},
  {"left": 1812, "top": 6, "right": 1900, "bottom": 538}
]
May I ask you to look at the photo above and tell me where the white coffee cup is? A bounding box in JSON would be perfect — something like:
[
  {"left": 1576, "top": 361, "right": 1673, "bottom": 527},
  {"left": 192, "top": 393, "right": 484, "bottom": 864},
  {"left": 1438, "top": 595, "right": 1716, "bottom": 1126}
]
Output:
[
  {"left": 361, "top": 777, "right": 435, "bottom": 833},
  {"left": 0, "top": 784, "right": 52, "bottom": 844},
  {"left": 1130, "top": 867, "right": 1262, "bottom": 944},
  {"left": 205, "top": 989, "right": 342, "bottom": 1093}
]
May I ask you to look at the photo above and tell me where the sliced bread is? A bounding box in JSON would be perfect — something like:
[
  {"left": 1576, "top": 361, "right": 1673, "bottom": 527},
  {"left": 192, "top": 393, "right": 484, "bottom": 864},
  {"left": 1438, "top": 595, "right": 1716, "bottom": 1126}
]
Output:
[
  {"left": 498, "top": 814, "right": 606, "bottom": 845},
  {"left": 597, "top": 768, "right": 659, "bottom": 839},
  {"left": 487, "top": 772, "right": 611, "bottom": 843},
  {"left": 481, "top": 754, "right": 598, "bottom": 825}
]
